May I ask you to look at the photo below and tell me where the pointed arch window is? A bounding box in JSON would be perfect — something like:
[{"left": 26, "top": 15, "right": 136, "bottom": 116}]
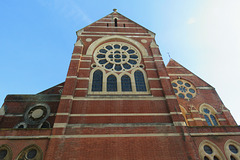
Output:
[
  {"left": 224, "top": 140, "right": 240, "bottom": 160},
  {"left": 16, "top": 144, "right": 43, "bottom": 160},
  {"left": 200, "top": 105, "right": 219, "bottom": 126},
  {"left": 134, "top": 70, "right": 147, "bottom": 91},
  {"left": 107, "top": 75, "right": 117, "bottom": 91},
  {"left": 114, "top": 18, "right": 118, "bottom": 27},
  {"left": 92, "top": 70, "right": 103, "bottom": 91},
  {"left": 199, "top": 140, "right": 226, "bottom": 160},
  {"left": 121, "top": 75, "right": 132, "bottom": 91}
]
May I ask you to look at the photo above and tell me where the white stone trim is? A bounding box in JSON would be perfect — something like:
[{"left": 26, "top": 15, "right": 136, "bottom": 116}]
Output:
[
  {"left": 196, "top": 86, "right": 214, "bottom": 90},
  {"left": 148, "top": 78, "right": 160, "bottom": 80},
  {"left": 86, "top": 35, "right": 148, "bottom": 57},
  {"left": 150, "top": 88, "right": 163, "bottom": 90},
  {"left": 51, "top": 133, "right": 184, "bottom": 138},
  {"left": 79, "top": 68, "right": 90, "bottom": 70},
  {"left": 170, "top": 112, "right": 183, "bottom": 115},
  {"left": 69, "top": 113, "right": 171, "bottom": 117},
  {"left": 82, "top": 55, "right": 92, "bottom": 57},
  {"left": 74, "top": 39, "right": 83, "bottom": 46},
  {"left": 173, "top": 122, "right": 186, "bottom": 126},
  {"left": 168, "top": 74, "right": 194, "bottom": 76},
  {"left": 73, "top": 96, "right": 166, "bottom": 101},
  {"left": 153, "top": 55, "right": 162, "bottom": 57},
  {"left": 77, "top": 77, "right": 89, "bottom": 80},
  {"left": 80, "top": 60, "right": 91, "bottom": 62},
  {"left": 53, "top": 123, "right": 68, "bottom": 128},
  {"left": 218, "top": 118, "right": 226, "bottom": 121},
  {"left": 146, "top": 69, "right": 157, "bottom": 70},
  {"left": 56, "top": 113, "right": 70, "bottom": 116},
  {"left": 83, "top": 31, "right": 150, "bottom": 35},
  {"left": 80, "top": 35, "right": 153, "bottom": 38},
  {"left": 193, "top": 132, "right": 240, "bottom": 136},
  {"left": 165, "top": 95, "right": 177, "bottom": 99},
  {"left": 75, "top": 88, "right": 88, "bottom": 90},
  {"left": 159, "top": 76, "right": 170, "bottom": 79},
  {"left": 88, "top": 26, "right": 143, "bottom": 29},
  {"left": 61, "top": 95, "right": 73, "bottom": 100},
  {"left": 166, "top": 66, "right": 183, "bottom": 68},
  {"left": 72, "top": 53, "right": 82, "bottom": 55},
  {"left": 71, "top": 58, "right": 80, "bottom": 60},
  {"left": 66, "top": 76, "right": 77, "bottom": 79}
]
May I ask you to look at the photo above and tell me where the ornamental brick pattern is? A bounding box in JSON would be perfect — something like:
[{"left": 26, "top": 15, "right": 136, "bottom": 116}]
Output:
[{"left": 0, "top": 10, "right": 239, "bottom": 160}]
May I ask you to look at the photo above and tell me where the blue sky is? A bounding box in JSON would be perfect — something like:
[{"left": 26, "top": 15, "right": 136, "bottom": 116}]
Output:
[{"left": 1, "top": 0, "right": 240, "bottom": 124}]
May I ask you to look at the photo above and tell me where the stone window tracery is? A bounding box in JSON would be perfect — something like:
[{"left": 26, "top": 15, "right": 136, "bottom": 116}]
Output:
[
  {"left": 224, "top": 140, "right": 240, "bottom": 160},
  {"left": 171, "top": 79, "right": 196, "bottom": 100},
  {"left": 199, "top": 104, "right": 219, "bottom": 126},
  {"left": 94, "top": 42, "right": 141, "bottom": 72},
  {"left": 89, "top": 41, "right": 149, "bottom": 95},
  {"left": 199, "top": 140, "right": 226, "bottom": 160},
  {"left": 0, "top": 145, "right": 12, "bottom": 160},
  {"left": 16, "top": 144, "right": 43, "bottom": 160}
]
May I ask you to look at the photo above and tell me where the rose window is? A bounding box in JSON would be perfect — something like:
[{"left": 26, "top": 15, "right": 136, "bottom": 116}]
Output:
[
  {"left": 94, "top": 42, "right": 141, "bottom": 72},
  {"left": 171, "top": 79, "right": 197, "bottom": 100}
]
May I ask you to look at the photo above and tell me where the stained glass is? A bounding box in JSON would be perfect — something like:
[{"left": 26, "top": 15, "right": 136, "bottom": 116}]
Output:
[
  {"left": 229, "top": 145, "right": 238, "bottom": 154},
  {"left": 210, "top": 115, "right": 218, "bottom": 126},
  {"left": 204, "top": 145, "right": 213, "bottom": 154},
  {"left": 134, "top": 71, "right": 147, "bottom": 91},
  {"left": 121, "top": 75, "right": 132, "bottom": 91},
  {"left": 204, "top": 115, "right": 212, "bottom": 126},
  {"left": 92, "top": 70, "right": 103, "bottom": 91},
  {"left": 107, "top": 75, "right": 117, "bottom": 91}
]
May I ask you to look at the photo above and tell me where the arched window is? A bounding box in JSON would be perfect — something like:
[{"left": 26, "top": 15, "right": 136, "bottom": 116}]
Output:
[
  {"left": 92, "top": 70, "right": 103, "bottom": 91},
  {"left": 16, "top": 144, "right": 43, "bottom": 160},
  {"left": 121, "top": 75, "right": 132, "bottom": 91},
  {"left": 199, "top": 104, "right": 219, "bottom": 126},
  {"left": 224, "top": 140, "right": 240, "bottom": 160},
  {"left": 0, "top": 145, "right": 12, "bottom": 160},
  {"left": 107, "top": 75, "right": 117, "bottom": 91},
  {"left": 199, "top": 140, "right": 226, "bottom": 160},
  {"left": 134, "top": 70, "right": 146, "bottom": 91},
  {"left": 114, "top": 18, "right": 118, "bottom": 27}
]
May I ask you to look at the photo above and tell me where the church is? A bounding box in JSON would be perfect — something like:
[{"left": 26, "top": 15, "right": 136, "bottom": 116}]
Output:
[{"left": 0, "top": 9, "right": 240, "bottom": 160}]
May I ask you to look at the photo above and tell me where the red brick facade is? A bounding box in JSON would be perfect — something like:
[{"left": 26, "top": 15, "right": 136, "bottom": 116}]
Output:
[{"left": 0, "top": 10, "right": 239, "bottom": 160}]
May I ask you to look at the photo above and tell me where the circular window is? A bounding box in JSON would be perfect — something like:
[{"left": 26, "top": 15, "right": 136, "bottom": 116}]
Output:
[
  {"left": 171, "top": 79, "right": 197, "bottom": 100},
  {"left": 24, "top": 104, "right": 50, "bottom": 125},
  {"left": 229, "top": 145, "right": 238, "bottom": 154},
  {"left": 94, "top": 42, "right": 141, "bottom": 72},
  {"left": 204, "top": 145, "right": 213, "bottom": 154}
]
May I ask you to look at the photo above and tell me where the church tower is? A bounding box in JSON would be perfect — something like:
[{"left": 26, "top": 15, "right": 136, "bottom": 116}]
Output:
[{"left": 0, "top": 10, "right": 240, "bottom": 160}]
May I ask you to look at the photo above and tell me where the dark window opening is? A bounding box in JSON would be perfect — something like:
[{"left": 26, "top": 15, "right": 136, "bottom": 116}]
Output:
[
  {"left": 92, "top": 70, "right": 103, "bottom": 91},
  {"left": 123, "top": 24, "right": 125, "bottom": 27},
  {"left": 107, "top": 75, "right": 117, "bottom": 91},
  {"left": 134, "top": 71, "right": 147, "bottom": 91},
  {"left": 114, "top": 18, "right": 118, "bottom": 27},
  {"left": 121, "top": 75, "right": 132, "bottom": 91},
  {"left": 107, "top": 23, "right": 109, "bottom": 27}
]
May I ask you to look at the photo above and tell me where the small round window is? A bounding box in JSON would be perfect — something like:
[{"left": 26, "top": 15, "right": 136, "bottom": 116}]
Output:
[
  {"left": 94, "top": 42, "right": 141, "bottom": 72},
  {"left": 171, "top": 79, "right": 196, "bottom": 100}
]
